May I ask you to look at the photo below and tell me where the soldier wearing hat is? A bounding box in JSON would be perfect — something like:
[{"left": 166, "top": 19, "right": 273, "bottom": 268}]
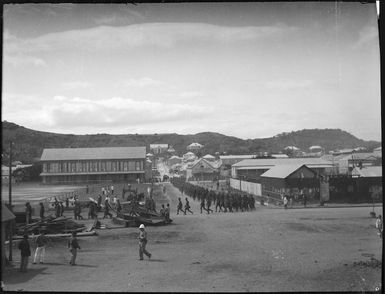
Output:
[
  {"left": 18, "top": 234, "right": 31, "bottom": 272},
  {"left": 138, "top": 224, "right": 151, "bottom": 260}
]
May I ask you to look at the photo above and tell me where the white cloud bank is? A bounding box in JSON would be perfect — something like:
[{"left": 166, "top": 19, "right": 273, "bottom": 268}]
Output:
[
  {"left": 2, "top": 93, "right": 214, "bottom": 131},
  {"left": 4, "top": 22, "right": 297, "bottom": 56}
]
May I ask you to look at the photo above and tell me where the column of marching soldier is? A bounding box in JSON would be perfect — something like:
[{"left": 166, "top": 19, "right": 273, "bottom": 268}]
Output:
[{"left": 170, "top": 177, "right": 256, "bottom": 214}]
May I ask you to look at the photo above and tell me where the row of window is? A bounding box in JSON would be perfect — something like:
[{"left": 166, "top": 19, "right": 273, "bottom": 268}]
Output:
[{"left": 43, "top": 160, "right": 144, "bottom": 173}]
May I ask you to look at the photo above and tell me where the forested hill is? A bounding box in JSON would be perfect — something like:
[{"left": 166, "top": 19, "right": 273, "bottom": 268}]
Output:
[{"left": 2, "top": 121, "right": 380, "bottom": 164}]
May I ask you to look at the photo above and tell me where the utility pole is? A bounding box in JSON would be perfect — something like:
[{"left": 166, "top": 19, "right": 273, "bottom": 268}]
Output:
[{"left": 8, "top": 141, "right": 13, "bottom": 261}]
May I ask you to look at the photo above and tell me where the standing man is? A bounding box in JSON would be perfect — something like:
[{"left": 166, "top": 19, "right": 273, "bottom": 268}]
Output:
[
  {"left": 177, "top": 198, "right": 183, "bottom": 215},
  {"left": 376, "top": 215, "right": 383, "bottom": 238},
  {"left": 65, "top": 197, "right": 69, "bottom": 209},
  {"left": 68, "top": 232, "right": 81, "bottom": 266},
  {"left": 39, "top": 202, "right": 45, "bottom": 220},
  {"left": 111, "top": 185, "right": 114, "bottom": 195},
  {"left": 103, "top": 199, "right": 112, "bottom": 219},
  {"left": 303, "top": 192, "right": 307, "bottom": 208},
  {"left": 25, "top": 202, "right": 32, "bottom": 225},
  {"left": 18, "top": 234, "right": 31, "bottom": 272},
  {"left": 138, "top": 224, "right": 152, "bottom": 260},
  {"left": 283, "top": 195, "right": 288, "bottom": 209},
  {"left": 97, "top": 194, "right": 102, "bottom": 212},
  {"left": 60, "top": 202, "right": 64, "bottom": 216},
  {"left": 184, "top": 198, "right": 193, "bottom": 215},
  {"left": 33, "top": 231, "right": 47, "bottom": 264}
]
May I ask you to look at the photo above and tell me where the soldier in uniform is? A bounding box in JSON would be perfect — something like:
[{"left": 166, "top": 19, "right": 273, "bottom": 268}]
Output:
[
  {"left": 184, "top": 198, "right": 193, "bottom": 215},
  {"left": 177, "top": 197, "right": 183, "bottom": 215},
  {"left": 138, "top": 224, "right": 152, "bottom": 260}
]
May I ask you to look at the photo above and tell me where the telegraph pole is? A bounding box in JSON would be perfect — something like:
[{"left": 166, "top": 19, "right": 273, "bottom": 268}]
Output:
[{"left": 8, "top": 141, "right": 13, "bottom": 261}]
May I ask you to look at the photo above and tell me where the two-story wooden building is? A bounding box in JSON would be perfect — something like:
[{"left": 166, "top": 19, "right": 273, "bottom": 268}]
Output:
[{"left": 40, "top": 147, "right": 147, "bottom": 184}]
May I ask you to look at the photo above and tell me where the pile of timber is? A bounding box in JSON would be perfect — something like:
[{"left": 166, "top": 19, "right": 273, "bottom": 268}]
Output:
[
  {"left": 16, "top": 215, "right": 87, "bottom": 235},
  {"left": 112, "top": 201, "right": 172, "bottom": 226}
]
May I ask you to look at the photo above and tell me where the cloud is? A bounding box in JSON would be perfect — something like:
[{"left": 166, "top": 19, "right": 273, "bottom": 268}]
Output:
[
  {"left": 2, "top": 93, "right": 214, "bottom": 131},
  {"left": 4, "top": 22, "right": 298, "bottom": 55},
  {"left": 62, "top": 81, "right": 93, "bottom": 90},
  {"left": 179, "top": 91, "right": 204, "bottom": 98},
  {"left": 353, "top": 25, "right": 378, "bottom": 49},
  {"left": 94, "top": 10, "right": 144, "bottom": 26},
  {"left": 266, "top": 79, "right": 313, "bottom": 90},
  {"left": 5, "top": 54, "right": 46, "bottom": 67},
  {"left": 120, "top": 77, "right": 163, "bottom": 88}
]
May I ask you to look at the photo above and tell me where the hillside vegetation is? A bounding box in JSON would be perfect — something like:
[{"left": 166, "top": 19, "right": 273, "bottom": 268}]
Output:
[{"left": 2, "top": 121, "right": 380, "bottom": 164}]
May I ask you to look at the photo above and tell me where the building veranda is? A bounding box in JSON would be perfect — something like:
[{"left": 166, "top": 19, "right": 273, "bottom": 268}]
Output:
[{"left": 40, "top": 147, "right": 147, "bottom": 184}]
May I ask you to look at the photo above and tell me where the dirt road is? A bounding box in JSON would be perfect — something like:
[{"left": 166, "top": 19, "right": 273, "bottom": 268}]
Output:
[{"left": 2, "top": 182, "right": 382, "bottom": 292}]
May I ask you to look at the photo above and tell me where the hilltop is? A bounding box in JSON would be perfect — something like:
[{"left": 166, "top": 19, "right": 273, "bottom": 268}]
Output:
[{"left": 1, "top": 121, "right": 380, "bottom": 164}]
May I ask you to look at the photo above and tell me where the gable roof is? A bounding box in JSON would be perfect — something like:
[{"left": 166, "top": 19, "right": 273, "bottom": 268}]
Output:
[
  {"left": 189, "top": 158, "right": 219, "bottom": 170},
  {"left": 340, "top": 152, "right": 379, "bottom": 161},
  {"left": 203, "top": 154, "right": 215, "bottom": 159},
  {"left": 232, "top": 158, "right": 333, "bottom": 168},
  {"left": 40, "top": 147, "right": 146, "bottom": 161},
  {"left": 2, "top": 203, "right": 16, "bottom": 222},
  {"left": 260, "top": 164, "right": 316, "bottom": 179}
]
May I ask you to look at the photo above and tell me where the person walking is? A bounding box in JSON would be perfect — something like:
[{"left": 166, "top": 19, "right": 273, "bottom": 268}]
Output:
[
  {"left": 376, "top": 215, "right": 383, "bottom": 238},
  {"left": 33, "top": 231, "right": 48, "bottom": 264},
  {"left": 25, "top": 202, "right": 32, "bottom": 225},
  {"left": 177, "top": 198, "right": 183, "bottom": 215},
  {"left": 39, "top": 202, "right": 45, "bottom": 220},
  {"left": 68, "top": 232, "right": 81, "bottom": 265},
  {"left": 184, "top": 198, "right": 193, "bottom": 215},
  {"left": 165, "top": 204, "right": 171, "bottom": 223},
  {"left": 138, "top": 224, "right": 151, "bottom": 260},
  {"left": 18, "top": 234, "right": 31, "bottom": 272},
  {"left": 200, "top": 197, "right": 207, "bottom": 214}
]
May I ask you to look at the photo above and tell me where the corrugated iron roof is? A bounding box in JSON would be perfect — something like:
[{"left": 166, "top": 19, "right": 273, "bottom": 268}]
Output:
[
  {"left": 233, "top": 157, "right": 333, "bottom": 168},
  {"left": 220, "top": 155, "right": 255, "bottom": 159},
  {"left": 2, "top": 203, "right": 16, "bottom": 222},
  {"left": 340, "top": 152, "right": 379, "bottom": 160},
  {"left": 40, "top": 147, "right": 146, "bottom": 161},
  {"left": 260, "top": 164, "right": 315, "bottom": 179},
  {"left": 352, "top": 166, "right": 382, "bottom": 177}
]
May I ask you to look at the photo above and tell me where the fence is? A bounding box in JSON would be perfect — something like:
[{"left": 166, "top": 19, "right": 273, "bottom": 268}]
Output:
[{"left": 229, "top": 178, "right": 262, "bottom": 196}]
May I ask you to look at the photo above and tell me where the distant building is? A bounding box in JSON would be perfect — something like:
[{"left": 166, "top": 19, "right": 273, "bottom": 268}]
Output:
[
  {"left": 150, "top": 144, "right": 169, "bottom": 155},
  {"left": 1, "top": 165, "right": 16, "bottom": 185},
  {"left": 186, "top": 142, "right": 204, "bottom": 151},
  {"left": 167, "top": 146, "right": 176, "bottom": 153},
  {"left": 202, "top": 154, "right": 215, "bottom": 161},
  {"left": 186, "top": 158, "right": 220, "bottom": 181},
  {"left": 336, "top": 152, "right": 380, "bottom": 175},
  {"left": 260, "top": 164, "right": 319, "bottom": 197},
  {"left": 183, "top": 152, "right": 197, "bottom": 162},
  {"left": 168, "top": 155, "right": 182, "bottom": 166},
  {"left": 219, "top": 155, "right": 256, "bottom": 168},
  {"left": 232, "top": 158, "right": 334, "bottom": 181},
  {"left": 271, "top": 154, "right": 289, "bottom": 159},
  {"left": 39, "top": 147, "right": 147, "bottom": 184},
  {"left": 373, "top": 146, "right": 382, "bottom": 157}
]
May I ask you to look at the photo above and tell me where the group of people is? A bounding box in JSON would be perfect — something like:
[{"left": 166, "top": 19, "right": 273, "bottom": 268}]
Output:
[
  {"left": 18, "top": 230, "right": 81, "bottom": 273},
  {"left": 171, "top": 178, "right": 256, "bottom": 214},
  {"left": 18, "top": 222, "right": 153, "bottom": 273},
  {"left": 282, "top": 193, "right": 307, "bottom": 209}
]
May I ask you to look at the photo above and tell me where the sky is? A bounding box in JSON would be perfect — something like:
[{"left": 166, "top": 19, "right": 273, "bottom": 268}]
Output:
[{"left": 2, "top": 2, "right": 381, "bottom": 141}]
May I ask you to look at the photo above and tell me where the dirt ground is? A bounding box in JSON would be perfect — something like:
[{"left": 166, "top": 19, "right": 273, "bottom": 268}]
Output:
[{"left": 2, "top": 182, "right": 383, "bottom": 292}]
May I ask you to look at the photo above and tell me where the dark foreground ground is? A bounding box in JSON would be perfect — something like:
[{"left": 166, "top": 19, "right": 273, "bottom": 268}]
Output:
[{"left": 2, "top": 182, "right": 383, "bottom": 292}]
